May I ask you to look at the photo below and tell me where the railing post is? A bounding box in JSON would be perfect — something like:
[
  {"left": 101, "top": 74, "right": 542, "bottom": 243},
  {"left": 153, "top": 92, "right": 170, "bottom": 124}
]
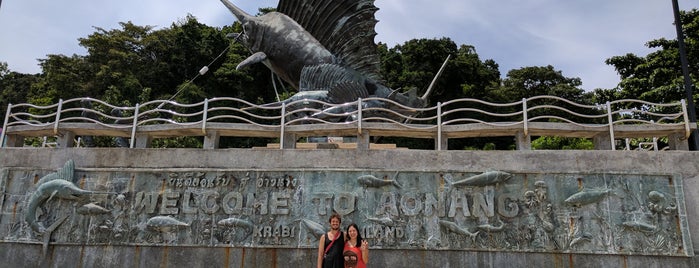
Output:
[
  {"left": 202, "top": 98, "right": 209, "bottom": 135},
  {"left": 522, "top": 98, "right": 528, "bottom": 136},
  {"left": 437, "top": 102, "right": 442, "bottom": 151},
  {"left": 681, "top": 99, "right": 690, "bottom": 139},
  {"left": 130, "top": 103, "right": 140, "bottom": 148},
  {"left": 53, "top": 99, "right": 63, "bottom": 135},
  {"left": 357, "top": 98, "right": 363, "bottom": 135},
  {"left": 1, "top": 103, "right": 11, "bottom": 148},
  {"left": 653, "top": 137, "right": 659, "bottom": 151},
  {"left": 606, "top": 101, "right": 615, "bottom": 150},
  {"left": 280, "top": 102, "right": 286, "bottom": 149}
]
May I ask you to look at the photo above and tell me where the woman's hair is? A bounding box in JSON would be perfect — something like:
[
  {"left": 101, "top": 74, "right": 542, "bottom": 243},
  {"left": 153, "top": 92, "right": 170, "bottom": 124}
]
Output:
[{"left": 346, "top": 223, "right": 363, "bottom": 246}]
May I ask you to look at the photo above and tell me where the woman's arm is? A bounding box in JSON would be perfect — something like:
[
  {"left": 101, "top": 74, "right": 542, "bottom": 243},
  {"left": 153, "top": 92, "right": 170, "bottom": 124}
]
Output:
[
  {"left": 317, "top": 234, "right": 326, "bottom": 268},
  {"left": 361, "top": 240, "right": 369, "bottom": 264}
]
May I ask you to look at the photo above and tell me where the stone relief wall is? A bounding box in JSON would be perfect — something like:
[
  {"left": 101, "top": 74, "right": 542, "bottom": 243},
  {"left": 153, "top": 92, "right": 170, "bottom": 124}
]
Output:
[{"left": 0, "top": 161, "right": 692, "bottom": 257}]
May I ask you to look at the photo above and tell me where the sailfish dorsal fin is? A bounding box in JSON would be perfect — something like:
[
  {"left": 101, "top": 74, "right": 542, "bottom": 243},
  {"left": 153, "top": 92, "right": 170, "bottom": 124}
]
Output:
[
  {"left": 277, "top": 0, "right": 382, "bottom": 82},
  {"left": 36, "top": 160, "right": 75, "bottom": 185}
]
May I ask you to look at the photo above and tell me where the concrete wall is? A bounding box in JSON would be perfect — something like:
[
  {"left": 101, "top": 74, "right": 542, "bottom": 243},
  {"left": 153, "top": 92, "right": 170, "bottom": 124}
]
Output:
[
  {"left": 0, "top": 244, "right": 694, "bottom": 268},
  {"left": 0, "top": 148, "right": 697, "bottom": 267}
]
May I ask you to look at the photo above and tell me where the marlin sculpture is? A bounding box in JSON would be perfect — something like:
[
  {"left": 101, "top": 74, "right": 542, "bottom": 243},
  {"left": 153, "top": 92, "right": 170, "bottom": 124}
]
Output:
[
  {"left": 219, "top": 0, "right": 443, "bottom": 119},
  {"left": 25, "top": 160, "right": 107, "bottom": 233}
]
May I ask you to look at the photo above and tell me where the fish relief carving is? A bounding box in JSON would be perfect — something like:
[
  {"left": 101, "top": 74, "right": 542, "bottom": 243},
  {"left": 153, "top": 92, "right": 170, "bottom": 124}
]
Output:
[
  {"left": 219, "top": 0, "right": 432, "bottom": 120},
  {"left": 25, "top": 160, "right": 105, "bottom": 233},
  {"left": 217, "top": 217, "right": 255, "bottom": 242},
  {"left": 300, "top": 218, "right": 326, "bottom": 239}
]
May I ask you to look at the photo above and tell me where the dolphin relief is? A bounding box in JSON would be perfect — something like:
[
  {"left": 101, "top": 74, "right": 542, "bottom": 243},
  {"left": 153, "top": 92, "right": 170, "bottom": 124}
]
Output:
[
  {"left": 357, "top": 174, "right": 402, "bottom": 188},
  {"left": 25, "top": 160, "right": 105, "bottom": 233},
  {"left": 438, "top": 220, "right": 479, "bottom": 241},
  {"left": 300, "top": 218, "right": 326, "bottom": 239},
  {"left": 564, "top": 188, "right": 613, "bottom": 207},
  {"left": 219, "top": 0, "right": 431, "bottom": 120}
]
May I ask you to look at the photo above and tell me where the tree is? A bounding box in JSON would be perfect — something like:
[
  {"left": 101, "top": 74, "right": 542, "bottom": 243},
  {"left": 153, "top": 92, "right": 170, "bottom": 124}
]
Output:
[
  {"left": 494, "top": 65, "right": 587, "bottom": 103},
  {"left": 602, "top": 9, "right": 697, "bottom": 151},
  {"left": 605, "top": 8, "right": 699, "bottom": 106},
  {"left": 22, "top": 16, "right": 279, "bottom": 148},
  {"left": 0, "top": 62, "right": 39, "bottom": 119},
  {"left": 495, "top": 65, "right": 596, "bottom": 150},
  {"left": 377, "top": 38, "right": 501, "bottom": 149},
  {"left": 532, "top": 136, "right": 593, "bottom": 150},
  {"left": 380, "top": 38, "right": 500, "bottom": 105}
]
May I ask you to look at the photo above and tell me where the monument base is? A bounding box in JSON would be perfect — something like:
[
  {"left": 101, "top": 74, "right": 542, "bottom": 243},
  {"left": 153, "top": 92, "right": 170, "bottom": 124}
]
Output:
[
  {"left": 0, "top": 148, "right": 697, "bottom": 267},
  {"left": 0, "top": 243, "right": 695, "bottom": 267}
]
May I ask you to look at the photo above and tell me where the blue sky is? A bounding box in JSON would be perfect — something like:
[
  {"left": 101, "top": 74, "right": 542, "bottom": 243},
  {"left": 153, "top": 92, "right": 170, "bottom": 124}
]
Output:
[{"left": 0, "top": 0, "right": 697, "bottom": 91}]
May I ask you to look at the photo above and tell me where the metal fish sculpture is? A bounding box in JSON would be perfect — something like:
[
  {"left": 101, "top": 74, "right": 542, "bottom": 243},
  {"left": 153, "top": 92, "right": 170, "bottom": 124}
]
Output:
[
  {"left": 447, "top": 171, "right": 512, "bottom": 187},
  {"left": 564, "top": 188, "right": 613, "bottom": 207},
  {"left": 25, "top": 160, "right": 102, "bottom": 233},
  {"left": 357, "top": 175, "right": 402, "bottom": 188},
  {"left": 146, "top": 216, "right": 189, "bottom": 232},
  {"left": 77, "top": 202, "right": 111, "bottom": 215},
  {"left": 219, "top": 0, "right": 431, "bottom": 118},
  {"left": 439, "top": 220, "right": 479, "bottom": 241},
  {"left": 300, "top": 219, "right": 326, "bottom": 239}
]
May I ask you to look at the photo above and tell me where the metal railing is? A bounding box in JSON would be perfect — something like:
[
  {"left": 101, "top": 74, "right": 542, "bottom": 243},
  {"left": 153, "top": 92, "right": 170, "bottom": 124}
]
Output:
[{"left": 1, "top": 96, "right": 692, "bottom": 150}]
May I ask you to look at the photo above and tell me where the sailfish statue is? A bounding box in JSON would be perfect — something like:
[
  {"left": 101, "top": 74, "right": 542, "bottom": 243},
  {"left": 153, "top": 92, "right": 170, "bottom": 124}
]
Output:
[{"left": 219, "top": 0, "right": 431, "bottom": 118}]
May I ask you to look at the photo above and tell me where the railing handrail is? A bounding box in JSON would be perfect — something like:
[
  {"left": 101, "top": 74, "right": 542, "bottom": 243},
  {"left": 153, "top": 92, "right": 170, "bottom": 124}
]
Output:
[{"left": 1, "top": 95, "right": 692, "bottom": 149}]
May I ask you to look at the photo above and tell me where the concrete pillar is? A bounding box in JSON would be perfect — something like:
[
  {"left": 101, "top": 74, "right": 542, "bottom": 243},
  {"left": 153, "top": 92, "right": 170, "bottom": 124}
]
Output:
[
  {"left": 515, "top": 131, "right": 531, "bottom": 150},
  {"left": 357, "top": 130, "right": 370, "bottom": 150},
  {"left": 203, "top": 131, "right": 220, "bottom": 149},
  {"left": 282, "top": 133, "right": 296, "bottom": 149},
  {"left": 57, "top": 131, "right": 75, "bottom": 148},
  {"left": 668, "top": 133, "right": 689, "bottom": 151},
  {"left": 435, "top": 134, "right": 448, "bottom": 150},
  {"left": 133, "top": 134, "right": 152, "bottom": 148},
  {"left": 3, "top": 135, "right": 24, "bottom": 147},
  {"left": 593, "top": 133, "right": 613, "bottom": 150}
]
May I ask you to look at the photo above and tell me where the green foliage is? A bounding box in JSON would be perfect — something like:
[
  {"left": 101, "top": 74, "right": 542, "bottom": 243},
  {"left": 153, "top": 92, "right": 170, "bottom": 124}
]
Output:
[
  {"left": 532, "top": 136, "right": 594, "bottom": 150},
  {"left": 605, "top": 9, "right": 699, "bottom": 106},
  {"left": 380, "top": 38, "right": 500, "bottom": 105},
  {"left": 622, "top": 137, "right": 669, "bottom": 151},
  {"left": 151, "top": 136, "right": 203, "bottom": 148},
  {"left": 378, "top": 38, "right": 505, "bottom": 150},
  {"left": 482, "top": 143, "right": 496, "bottom": 150},
  {"left": 24, "top": 137, "right": 50, "bottom": 147},
  {"left": 0, "top": 62, "right": 39, "bottom": 118},
  {"left": 494, "top": 65, "right": 586, "bottom": 103}
]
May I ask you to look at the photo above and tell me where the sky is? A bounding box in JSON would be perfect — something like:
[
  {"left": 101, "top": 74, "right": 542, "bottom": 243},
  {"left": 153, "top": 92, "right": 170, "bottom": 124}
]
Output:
[{"left": 0, "top": 0, "right": 698, "bottom": 91}]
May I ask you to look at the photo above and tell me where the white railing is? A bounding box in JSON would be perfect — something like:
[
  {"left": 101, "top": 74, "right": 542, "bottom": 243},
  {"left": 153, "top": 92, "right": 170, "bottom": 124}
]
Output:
[{"left": 0, "top": 96, "right": 692, "bottom": 150}]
